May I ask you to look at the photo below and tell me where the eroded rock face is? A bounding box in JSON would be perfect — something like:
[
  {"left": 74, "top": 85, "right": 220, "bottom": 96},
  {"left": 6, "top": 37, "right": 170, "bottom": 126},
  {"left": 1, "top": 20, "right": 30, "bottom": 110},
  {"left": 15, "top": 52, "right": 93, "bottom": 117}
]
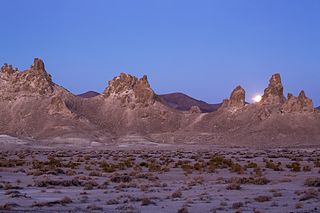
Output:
[
  {"left": 103, "top": 73, "right": 157, "bottom": 106},
  {"left": 261, "top": 73, "right": 286, "bottom": 105},
  {"left": 281, "top": 90, "right": 314, "bottom": 113},
  {"left": 190, "top": 105, "right": 201, "bottom": 113},
  {"left": 48, "top": 92, "right": 74, "bottom": 116},
  {"left": 0, "top": 58, "right": 54, "bottom": 96},
  {"left": 221, "top": 85, "right": 246, "bottom": 108}
]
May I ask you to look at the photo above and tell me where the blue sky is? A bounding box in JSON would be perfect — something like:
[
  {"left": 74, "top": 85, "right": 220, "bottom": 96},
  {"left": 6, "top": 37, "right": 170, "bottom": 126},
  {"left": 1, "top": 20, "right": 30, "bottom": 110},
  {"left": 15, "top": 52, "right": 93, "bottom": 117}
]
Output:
[{"left": 1, "top": 0, "right": 320, "bottom": 105}]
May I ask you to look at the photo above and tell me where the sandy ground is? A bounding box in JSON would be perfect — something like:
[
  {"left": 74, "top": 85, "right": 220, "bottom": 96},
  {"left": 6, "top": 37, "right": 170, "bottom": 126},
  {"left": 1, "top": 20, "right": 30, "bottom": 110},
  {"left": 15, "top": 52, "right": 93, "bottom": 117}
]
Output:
[{"left": 0, "top": 135, "right": 320, "bottom": 213}]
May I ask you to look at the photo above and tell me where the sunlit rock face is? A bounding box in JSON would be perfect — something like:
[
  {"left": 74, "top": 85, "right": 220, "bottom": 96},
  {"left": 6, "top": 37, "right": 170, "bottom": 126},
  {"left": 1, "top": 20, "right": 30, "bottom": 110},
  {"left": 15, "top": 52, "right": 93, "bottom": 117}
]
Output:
[
  {"left": 261, "top": 73, "right": 286, "bottom": 105},
  {"left": 103, "top": 73, "right": 157, "bottom": 107},
  {"left": 221, "top": 85, "right": 246, "bottom": 109},
  {"left": 281, "top": 90, "right": 314, "bottom": 113},
  {"left": 0, "top": 58, "right": 54, "bottom": 97}
]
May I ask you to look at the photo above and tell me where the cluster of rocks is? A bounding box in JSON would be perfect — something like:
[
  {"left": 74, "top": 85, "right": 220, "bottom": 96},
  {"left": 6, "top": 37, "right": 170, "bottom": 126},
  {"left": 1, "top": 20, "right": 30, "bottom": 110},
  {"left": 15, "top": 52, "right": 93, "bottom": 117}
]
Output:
[{"left": 103, "top": 73, "right": 157, "bottom": 107}]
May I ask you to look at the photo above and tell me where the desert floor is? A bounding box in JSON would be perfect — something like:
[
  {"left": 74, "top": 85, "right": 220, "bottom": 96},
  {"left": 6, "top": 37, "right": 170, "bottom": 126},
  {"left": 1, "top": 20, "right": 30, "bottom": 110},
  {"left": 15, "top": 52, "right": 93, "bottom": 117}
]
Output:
[{"left": 0, "top": 135, "right": 320, "bottom": 213}]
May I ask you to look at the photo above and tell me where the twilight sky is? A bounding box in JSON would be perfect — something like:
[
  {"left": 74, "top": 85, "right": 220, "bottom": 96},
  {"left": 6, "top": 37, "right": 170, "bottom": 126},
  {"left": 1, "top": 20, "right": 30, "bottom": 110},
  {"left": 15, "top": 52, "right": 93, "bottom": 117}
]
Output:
[{"left": 1, "top": 0, "right": 319, "bottom": 105}]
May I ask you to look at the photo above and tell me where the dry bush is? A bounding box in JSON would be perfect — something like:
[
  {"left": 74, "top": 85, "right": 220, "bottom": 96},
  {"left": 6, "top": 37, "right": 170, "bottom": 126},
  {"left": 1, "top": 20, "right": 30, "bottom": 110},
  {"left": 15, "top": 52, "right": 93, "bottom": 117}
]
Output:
[{"left": 304, "top": 177, "right": 320, "bottom": 187}]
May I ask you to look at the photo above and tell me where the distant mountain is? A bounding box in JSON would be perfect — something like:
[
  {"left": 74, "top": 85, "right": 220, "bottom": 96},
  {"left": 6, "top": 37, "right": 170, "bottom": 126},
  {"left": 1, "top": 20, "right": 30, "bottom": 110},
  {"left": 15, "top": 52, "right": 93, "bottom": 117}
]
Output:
[
  {"left": 316, "top": 106, "right": 320, "bottom": 110},
  {"left": 78, "top": 91, "right": 100, "bottom": 98},
  {"left": 159, "top": 92, "right": 221, "bottom": 112}
]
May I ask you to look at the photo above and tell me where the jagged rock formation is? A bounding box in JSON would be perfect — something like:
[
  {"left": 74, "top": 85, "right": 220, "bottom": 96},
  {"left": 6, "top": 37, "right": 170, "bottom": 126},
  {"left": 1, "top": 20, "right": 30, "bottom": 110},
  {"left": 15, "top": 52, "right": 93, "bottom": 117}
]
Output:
[
  {"left": 103, "top": 73, "right": 157, "bottom": 107},
  {"left": 261, "top": 73, "right": 286, "bottom": 105},
  {"left": 0, "top": 58, "right": 54, "bottom": 98},
  {"left": 281, "top": 91, "right": 314, "bottom": 113},
  {"left": 0, "top": 59, "right": 320, "bottom": 147},
  {"left": 221, "top": 85, "right": 245, "bottom": 109}
]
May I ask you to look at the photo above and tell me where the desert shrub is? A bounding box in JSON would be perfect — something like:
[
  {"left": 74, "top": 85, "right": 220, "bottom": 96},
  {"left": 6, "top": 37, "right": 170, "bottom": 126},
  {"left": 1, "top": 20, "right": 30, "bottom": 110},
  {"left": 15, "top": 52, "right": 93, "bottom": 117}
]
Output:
[
  {"left": 304, "top": 177, "right": 320, "bottom": 187},
  {"left": 0, "top": 203, "right": 20, "bottom": 210},
  {"left": 110, "top": 174, "right": 132, "bottom": 183},
  {"left": 148, "top": 163, "right": 161, "bottom": 172},
  {"left": 181, "top": 164, "right": 193, "bottom": 174},
  {"left": 60, "top": 196, "right": 73, "bottom": 205},
  {"left": 286, "top": 162, "right": 301, "bottom": 172},
  {"left": 177, "top": 207, "right": 189, "bottom": 213},
  {"left": 226, "top": 182, "right": 241, "bottom": 190},
  {"left": 229, "top": 163, "right": 244, "bottom": 174},
  {"left": 89, "top": 171, "right": 102, "bottom": 177},
  {"left": 314, "top": 159, "right": 320, "bottom": 167},
  {"left": 299, "top": 188, "right": 319, "bottom": 201},
  {"left": 141, "top": 197, "right": 155, "bottom": 206},
  {"left": 272, "top": 192, "right": 283, "bottom": 197},
  {"left": 86, "top": 204, "right": 103, "bottom": 211},
  {"left": 245, "top": 162, "right": 258, "bottom": 169},
  {"left": 0, "top": 159, "right": 25, "bottom": 167},
  {"left": 106, "top": 199, "right": 119, "bottom": 205},
  {"left": 172, "top": 190, "right": 182, "bottom": 198},
  {"left": 303, "top": 165, "right": 312, "bottom": 172},
  {"left": 254, "top": 195, "right": 272, "bottom": 202},
  {"left": 100, "top": 161, "right": 115, "bottom": 173},
  {"left": 295, "top": 202, "right": 302, "bottom": 209},
  {"left": 232, "top": 202, "right": 243, "bottom": 209},
  {"left": 254, "top": 167, "right": 263, "bottom": 177},
  {"left": 265, "top": 160, "right": 282, "bottom": 171}
]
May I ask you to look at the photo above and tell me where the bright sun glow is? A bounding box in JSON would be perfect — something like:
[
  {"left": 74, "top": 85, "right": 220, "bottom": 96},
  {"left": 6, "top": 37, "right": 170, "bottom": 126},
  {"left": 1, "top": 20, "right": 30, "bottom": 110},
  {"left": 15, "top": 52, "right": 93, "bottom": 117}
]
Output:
[{"left": 253, "top": 95, "right": 262, "bottom": 103}]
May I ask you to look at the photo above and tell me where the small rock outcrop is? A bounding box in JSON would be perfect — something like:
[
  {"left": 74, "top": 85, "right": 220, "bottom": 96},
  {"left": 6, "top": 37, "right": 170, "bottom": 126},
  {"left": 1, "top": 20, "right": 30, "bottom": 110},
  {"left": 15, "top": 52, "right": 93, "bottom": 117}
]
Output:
[
  {"left": 281, "top": 90, "right": 314, "bottom": 113},
  {"left": 190, "top": 105, "right": 201, "bottom": 113},
  {"left": 103, "top": 73, "right": 157, "bottom": 107},
  {"left": 261, "top": 73, "right": 286, "bottom": 105},
  {"left": 0, "top": 58, "right": 54, "bottom": 96},
  {"left": 221, "top": 85, "right": 246, "bottom": 109}
]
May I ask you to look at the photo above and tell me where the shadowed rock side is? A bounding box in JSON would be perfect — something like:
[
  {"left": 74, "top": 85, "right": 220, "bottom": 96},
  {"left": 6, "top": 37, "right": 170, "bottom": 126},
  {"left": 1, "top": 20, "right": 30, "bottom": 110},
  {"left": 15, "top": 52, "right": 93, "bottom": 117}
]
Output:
[
  {"left": 159, "top": 92, "right": 221, "bottom": 112},
  {"left": 0, "top": 59, "right": 320, "bottom": 147},
  {"left": 0, "top": 59, "right": 110, "bottom": 141}
]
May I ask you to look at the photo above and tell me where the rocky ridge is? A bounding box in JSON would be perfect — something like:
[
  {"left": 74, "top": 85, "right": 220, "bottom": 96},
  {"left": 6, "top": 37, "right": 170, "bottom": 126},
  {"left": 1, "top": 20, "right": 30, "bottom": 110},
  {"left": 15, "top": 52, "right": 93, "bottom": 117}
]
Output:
[{"left": 0, "top": 58, "right": 319, "bottom": 146}]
